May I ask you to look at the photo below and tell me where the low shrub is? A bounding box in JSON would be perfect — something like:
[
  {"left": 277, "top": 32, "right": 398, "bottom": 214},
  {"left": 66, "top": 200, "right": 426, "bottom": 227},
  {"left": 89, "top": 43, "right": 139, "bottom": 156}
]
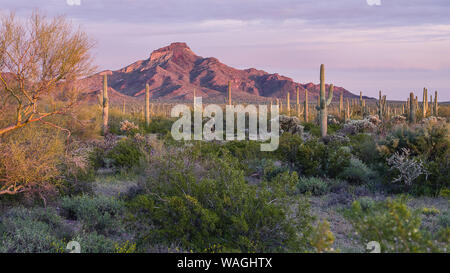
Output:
[
  {"left": 297, "top": 177, "right": 329, "bottom": 196},
  {"left": 338, "top": 157, "right": 376, "bottom": 185},
  {"left": 293, "top": 140, "right": 351, "bottom": 178},
  {"left": 0, "top": 125, "right": 65, "bottom": 204},
  {"left": 0, "top": 207, "right": 72, "bottom": 253},
  {"left": 72, "top": 232, "right": 117, "bottom": 253},
  {"left": 106, "top": 138, "right": 145, "bottom": 170},
  {"left": 60, "top": 195, "right": 125, "bottom": 236},
  {"left": 127, "top": 149, "right": 314, "bottom": 253},
  {"left": 345, "top": 197, "right": 448, "bottom": 253}
]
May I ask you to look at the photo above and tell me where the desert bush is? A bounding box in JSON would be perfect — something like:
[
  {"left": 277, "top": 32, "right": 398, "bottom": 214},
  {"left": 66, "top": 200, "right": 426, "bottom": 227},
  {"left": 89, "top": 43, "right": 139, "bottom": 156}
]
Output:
[
  {"left": 127, "top": 149, "right": 314, "bottom": 253},
  {"left": 72, "top": 232, "right": 117, "bottom": 253},
  {"left": 349, "top": 133, "right": 383, "bottom": 166},
  {"left": 310, "top": 220, "right": 335, "bottom": 253},
  {"left": 378, "top": 124, "right": 449, "bottom": 196},
  {"left": 106, "top": 138, "right": 145, "bottom": 170},
  {"left": 276, "top": 133, "right": 304, "bottom": 165},
  {"left": 258, "top": 159, "right": 290, "bottom": 181},
  {"left": 345, "top": 197, "right": 448, "bottom": 253},
  {"left": 0, "top": 125, "right": 65, "bottom": 203},
  {"left": 119, "top": 120, "right": 140, "bottom": 136},
  {"left": 338, "top": 157, "right": 376, "bottom": 185},
  {"left": 297, "top": 177, "right": 329, "bottom": 196},
  {"left": 0, "top": 207, "right": 72, "bottom": 253},
  {"left": 60, "top": 195, "right": 125, "bottom": 236},
  {"left": 438, "top": 211, "right": 450, "bottom": 228},
  {"left": 291, "top": 140, "right": 351, "bottom": 178},
  {"left": 145, "top": 116, "right": 174, "bottom": 136}
]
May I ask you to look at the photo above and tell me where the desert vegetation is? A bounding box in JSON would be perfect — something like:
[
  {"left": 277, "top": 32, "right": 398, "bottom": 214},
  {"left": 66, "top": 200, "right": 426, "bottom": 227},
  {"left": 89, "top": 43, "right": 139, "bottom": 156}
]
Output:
[{"left": 0, "top": 12, "right": 449, "bottom": 253}]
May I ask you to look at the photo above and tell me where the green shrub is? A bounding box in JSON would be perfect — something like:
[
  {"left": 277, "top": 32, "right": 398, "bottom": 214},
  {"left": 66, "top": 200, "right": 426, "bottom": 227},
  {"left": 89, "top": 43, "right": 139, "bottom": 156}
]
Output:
[
  {"left": 276, "top": 133, "right": 304, "bottom": 165},
  {"left": 356, "top": 196, "right": 376, "bottom": 211},
  {"left": 60, "top": 195, "right": 125, "bottom": 236},
  {"left": 107, "top": 138, "right": 144, "bottom": 170},
  {"left": 297, "top": 177, "right": 329, "bottom": 196},
  {"left": 378, "top": 124, "right": 449, "bottom": 196},
  {"left": 291, "top": 140, "right": 351, "bottom": 178},
  {"left": 338, "top": 157, "right": 376, "bottom": 185},
  {"left": 349, "top": 133, "right": 382, "bottom": 166},
  {"left": 145, "top": 117, "right": 174, "bottom": 136},
  {"left": 127, "top": 150, "right": 314, "bottom": 253},
  {"left": 0, "top": 125, "right": 65, "bottom": 203},
  {"left": 302, "top": 122, "right": 320, "bottom": 137},
  {"left": 345, "top": 197, "right": 448, "bottom": 253},
  {"left": 72, "top": 232, "right": 117, "bottom": 253},
  {"left": 0, "top": 207, "right": 72, "bottom": 253},
  {"left": 438, "top": 211, "right": 450, "bottom": 228}
]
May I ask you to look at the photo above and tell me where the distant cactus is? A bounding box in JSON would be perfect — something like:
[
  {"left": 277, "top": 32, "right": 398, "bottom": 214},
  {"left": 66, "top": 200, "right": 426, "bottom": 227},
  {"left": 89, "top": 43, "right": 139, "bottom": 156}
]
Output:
[
  {"left": 422, "top": 88, "right": 428, "bottom": 117},
  {"left": 409, "top": 92, "right": 416, "bottom": 123},
  {"left": 287, "top": 92, "right": 291, "bottom": 115},
  {"left": 339, "top": 92, "right": 343, "bottom": 120},
  {"left": 345, "top": 98, "right": 350, "bottom": 121},
  {"left": 376, "top": 91, "right": 386, "bottom": 121},
  {"left": 304, "top": 89, "right": 309, "bottom": 122},
  {"left": 102, "top": 74, "right": 109, "bottom": 135},
  {"left": 315, "top": 64, "right": 333, "bottom": 138},
  {"left": 145, "top": 83, "right": 150, "bottom": 126},
  {"left": 434, "top": 91, "right": 438, "bottom": 116},
  {"left": 359, "top": 91, "right": 363, "bottom": 114}
]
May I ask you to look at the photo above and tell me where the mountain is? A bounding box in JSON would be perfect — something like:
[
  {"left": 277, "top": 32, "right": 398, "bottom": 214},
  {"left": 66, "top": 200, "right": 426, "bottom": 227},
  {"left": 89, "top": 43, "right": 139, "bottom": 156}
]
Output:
[{"left": 78, "top": 42, "right": 362, "bottom": 103}]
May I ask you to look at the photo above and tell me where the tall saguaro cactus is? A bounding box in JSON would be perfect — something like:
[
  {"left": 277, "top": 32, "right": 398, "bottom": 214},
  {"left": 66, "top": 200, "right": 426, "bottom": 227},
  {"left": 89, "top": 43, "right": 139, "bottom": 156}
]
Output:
[
  {"left": 409, "top": 92, "right": 416, "bottom": 123},
  {"left": 102, "top": 74, "right": 109, "bottom": 135},
  {"left": 377, "top": 91, "right": 386, "bottom": 121},
  {"left": 434, "top": 91, "right": 438, "bottom": 116},
  {"left": 287, "top": 92, "right": 291, "bottom": 115},
  {"left": 316, "top": 64, "right": 333, "bottom": 138},
  {"left": 304, "top": 89, "right": 309, "bottom": 122},
  {"left": 359, "top": 91, "right": 363, "bottom": 114},
  {"left": 422, "top": 88, "right": 428, "bottom": 117},
  {"left": 339, "top": 92, "right": 343, "bottom": 120},
  {"left": 145, "top": 83, "right": 150, "bottom": 126}
]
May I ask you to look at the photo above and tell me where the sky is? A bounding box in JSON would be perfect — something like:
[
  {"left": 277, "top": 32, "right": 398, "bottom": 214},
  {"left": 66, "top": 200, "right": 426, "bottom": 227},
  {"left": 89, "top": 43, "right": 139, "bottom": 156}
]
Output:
[{"left": 1, "top": 0, "right": 450, "bottom": 101}]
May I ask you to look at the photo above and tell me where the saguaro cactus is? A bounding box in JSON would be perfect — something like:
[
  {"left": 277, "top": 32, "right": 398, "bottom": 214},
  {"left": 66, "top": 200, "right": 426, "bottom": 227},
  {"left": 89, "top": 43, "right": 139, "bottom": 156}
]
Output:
[
  {"left": 228, "top": 81, "right": 232, "bottom": 106},
  {"left": 304, "top": 89, "right": 309, "bottom": 122},
  {"left": 422, "top": 88, "right": 428, "bottom": 117},
  {"left": 376, "top": 91, "right": 386, "bottom": 121},
  {"left": 339, "top": 92, "right": 343, "bottom": 120},
  {"left": 145, "top": 83, "right": 150, "bottom": 126},
  {"left": 359, "top": 91, "right": 363, "bottom": 114},
  {"left": 102, "top": 74, "right": 109, "bottom": 135},
  {"left": 287, "top": 92, "right": 291, "bottom": 115},
  {"left": 409, "top": 92, "right": 416, "bottom": 123},
  {"left": 434, "top": 91, "right": 438, "bottom": 116},
  {"left": 316, "top": 64, "right": 333, "bottom": 138},
  {"left": 345, "top": 98, "right": 350, "bottom": 121}
]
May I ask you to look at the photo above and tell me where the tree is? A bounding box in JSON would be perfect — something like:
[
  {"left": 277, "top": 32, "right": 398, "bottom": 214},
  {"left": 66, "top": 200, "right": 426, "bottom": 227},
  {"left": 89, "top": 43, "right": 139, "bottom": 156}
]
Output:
[{"left": 0, "top": 11, "right": 95, "bottom": 136}]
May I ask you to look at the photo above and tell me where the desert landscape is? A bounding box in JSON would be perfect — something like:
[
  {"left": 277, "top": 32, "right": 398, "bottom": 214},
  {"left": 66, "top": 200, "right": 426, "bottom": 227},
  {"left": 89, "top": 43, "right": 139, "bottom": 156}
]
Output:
[{"left": 0, "top": 2, "right": 449, "bottom": 255}]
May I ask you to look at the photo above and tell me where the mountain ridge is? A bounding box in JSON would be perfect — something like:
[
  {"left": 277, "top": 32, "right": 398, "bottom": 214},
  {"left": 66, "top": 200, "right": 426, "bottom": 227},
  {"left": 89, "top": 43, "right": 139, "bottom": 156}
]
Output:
[{"left": 76, "top": 42, "right": 364, "bottom": 102}]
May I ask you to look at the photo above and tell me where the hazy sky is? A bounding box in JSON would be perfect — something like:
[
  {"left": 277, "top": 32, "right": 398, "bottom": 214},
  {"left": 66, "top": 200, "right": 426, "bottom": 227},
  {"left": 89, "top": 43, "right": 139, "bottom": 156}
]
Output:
[{"left": 1, "top": 0, "right": 450, "bottom": 100}]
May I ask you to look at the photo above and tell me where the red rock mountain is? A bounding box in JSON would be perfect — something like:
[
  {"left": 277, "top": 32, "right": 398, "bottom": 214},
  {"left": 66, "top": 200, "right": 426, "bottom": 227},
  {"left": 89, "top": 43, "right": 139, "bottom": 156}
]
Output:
[{"left": 78, "top": 42, "right": 361, "bottom": 102}]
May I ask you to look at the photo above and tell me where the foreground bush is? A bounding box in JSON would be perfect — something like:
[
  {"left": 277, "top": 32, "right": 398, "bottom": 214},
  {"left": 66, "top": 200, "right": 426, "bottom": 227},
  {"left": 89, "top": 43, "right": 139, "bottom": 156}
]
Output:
[
  {"left": 61, "top": 195, "right": 125, "bottom": 236},
  {"left": 345, "top": 197, "right": 449, "bottom": 253},
  {"left": 0, "top": 125, "right": 65, "bottom": 203},
  {"left": 379, "top": 124, "right": 449, "bottom": 196},
  {"left": 127, "top": 149, "right": 314, "bottom": 253},
  {"left": 0, "top": 207, "right": 71, "bottom": 253}
]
